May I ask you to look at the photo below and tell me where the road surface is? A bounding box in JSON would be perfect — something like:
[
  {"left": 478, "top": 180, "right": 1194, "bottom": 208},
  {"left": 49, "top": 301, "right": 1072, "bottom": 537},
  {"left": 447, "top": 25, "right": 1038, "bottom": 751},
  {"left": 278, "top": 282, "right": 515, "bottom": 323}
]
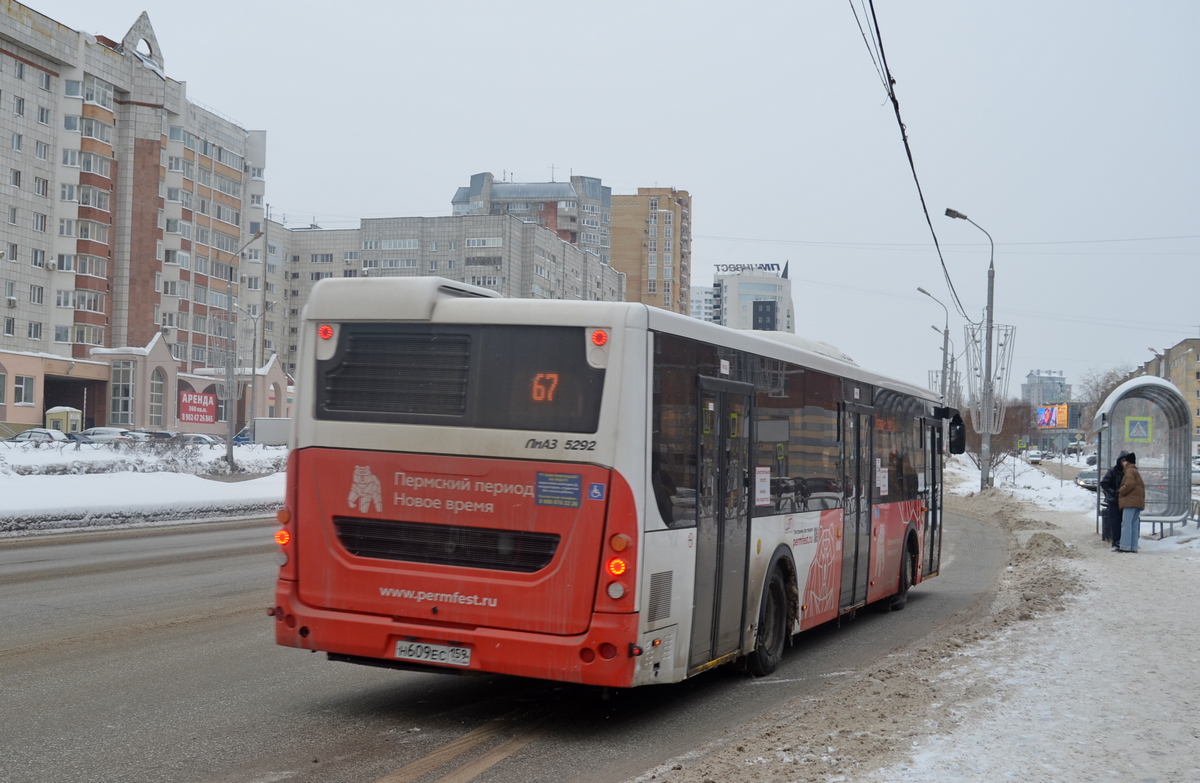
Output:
[{"left": 0, "top": 510, "right": 1006, "bottom": 783}]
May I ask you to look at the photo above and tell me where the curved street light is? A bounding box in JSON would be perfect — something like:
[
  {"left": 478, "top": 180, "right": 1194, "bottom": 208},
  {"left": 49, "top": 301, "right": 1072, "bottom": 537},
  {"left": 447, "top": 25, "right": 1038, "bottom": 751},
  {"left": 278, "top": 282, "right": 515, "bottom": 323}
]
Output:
[{"left": 945, "top": 208, "right": 996, "bottom": 491}]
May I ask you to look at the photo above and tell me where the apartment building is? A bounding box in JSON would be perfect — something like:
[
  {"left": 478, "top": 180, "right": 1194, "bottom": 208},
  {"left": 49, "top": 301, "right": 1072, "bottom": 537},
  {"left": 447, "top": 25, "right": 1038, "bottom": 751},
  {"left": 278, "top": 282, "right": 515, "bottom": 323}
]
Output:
[
  {"left": 689, "top": 285, "right": 716, "bottom": 323},
  {"left": 609, "top": 187, "right": 691, "bottom": 314},
  {"left": 0, "top": 6, "right": 266, "bottom": 433},
  {"left": 270, "top": 215, "right": 627, "bottom": 375},
  {"left": 711, "top": 265, "right": 794, "bottom": 333},
  {"left": 451, "top": 171, "right": 612, "bottom": 263},
  {"left": 1021, "top": 370, "right": 1072, "bottom": 407},
  {"left": 1130, "top": 338, "right": 1200, "bottom": 454}
]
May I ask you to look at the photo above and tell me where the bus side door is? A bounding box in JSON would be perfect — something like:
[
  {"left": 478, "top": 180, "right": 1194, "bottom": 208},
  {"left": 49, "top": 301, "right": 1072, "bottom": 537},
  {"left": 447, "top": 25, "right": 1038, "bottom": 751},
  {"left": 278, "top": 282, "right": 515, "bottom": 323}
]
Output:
[{"left": 688, "top": 377, "right": 753, "bottom": 672}]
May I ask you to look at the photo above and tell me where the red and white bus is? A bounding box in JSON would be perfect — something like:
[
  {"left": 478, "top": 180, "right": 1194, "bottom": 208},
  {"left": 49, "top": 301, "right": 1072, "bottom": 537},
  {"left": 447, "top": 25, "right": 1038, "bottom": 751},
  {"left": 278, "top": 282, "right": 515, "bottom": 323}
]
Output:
[{"left": 272, "top": 277, "right": 964, "bottom": 687}]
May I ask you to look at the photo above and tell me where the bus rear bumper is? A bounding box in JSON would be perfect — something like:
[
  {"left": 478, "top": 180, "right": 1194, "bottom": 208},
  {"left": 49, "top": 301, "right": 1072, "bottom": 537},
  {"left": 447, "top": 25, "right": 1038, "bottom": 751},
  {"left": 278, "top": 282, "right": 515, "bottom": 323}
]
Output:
[{"left": 273, "top": 580, "right": 639, "bottom": 688}]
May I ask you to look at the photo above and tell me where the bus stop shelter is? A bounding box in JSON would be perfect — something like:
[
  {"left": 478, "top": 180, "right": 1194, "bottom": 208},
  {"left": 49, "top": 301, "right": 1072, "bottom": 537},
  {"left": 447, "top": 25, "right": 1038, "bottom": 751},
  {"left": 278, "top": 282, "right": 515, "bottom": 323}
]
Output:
[{"left": 1093, "top": 376, "right": 1191, "bottom": 537}]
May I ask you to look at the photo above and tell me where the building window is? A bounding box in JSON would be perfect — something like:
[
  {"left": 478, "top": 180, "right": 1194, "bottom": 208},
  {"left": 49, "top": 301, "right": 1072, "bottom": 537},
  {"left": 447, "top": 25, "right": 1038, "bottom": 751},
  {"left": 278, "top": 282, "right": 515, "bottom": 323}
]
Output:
[
  {"left": 149, "top": 368, "right": 165, "bottom": 427},
  {"left": 13, "top": 97, "right": 23, "bottom": 116},
  {"left": 34, "top": 177, "right": 47, "bottom": 197},
  {"left": 10, "top": 169, "right": 20, "bottom": 187},
  {"left": 54, "top": 325, "right": 71, "bottom": 343},
  {"left": 7, "top": 206, "right": 15, "bottom": 224},
  {"left": 35, "top": 141, "right": 48, "bottom": 160},
  {"left": 0, "top": 373, "right": 4, "bottom": 402},
  {"left": 27, "top": 321, "right": 41, "bottom": 339},
  {"left": 110, "top": 361, "right": 135, "bottom": 425},
  {"left": 14, "top": 375, "right": 35, "bottom": 404},
  {"left": 2, "top": 317, "right": 12, "bottom": 336},
  {"left": 38, "top": 71, "right": 51, "bottom": 90},
  {"left": 11, "top": 133, "right": 21, "bottom": 151},
  {"left": 32, "top": 213, "right": 46, "bottom": 232},
  {"left": 29, "top": 285, "right": 43, "bottom": 304},
  {"left": 37, "top": 106, "right": 49, "bottom": 125},
  {"left": 64, "top": 80, "right": 81, "bottom": 97},
  {"left": 647, "top": 280, "right": 657, "bottom": 294}
]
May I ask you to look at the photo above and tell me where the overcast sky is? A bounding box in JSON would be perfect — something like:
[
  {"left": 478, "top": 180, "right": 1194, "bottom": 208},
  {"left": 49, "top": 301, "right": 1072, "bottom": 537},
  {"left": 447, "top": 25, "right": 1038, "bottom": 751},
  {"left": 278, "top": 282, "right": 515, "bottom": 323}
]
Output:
[{"left": 33, "top": 1, "right": 1200, "bottom": 393}]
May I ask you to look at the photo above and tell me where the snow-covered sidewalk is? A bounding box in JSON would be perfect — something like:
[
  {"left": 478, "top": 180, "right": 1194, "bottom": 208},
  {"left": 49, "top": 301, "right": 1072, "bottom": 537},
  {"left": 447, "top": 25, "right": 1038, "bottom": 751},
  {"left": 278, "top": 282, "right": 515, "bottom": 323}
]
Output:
[
  {"left": 868, "top": 459, "right": 1200, "bottom": 781},
  {"left": 632, "top": 456, "right": 1200, "bottom": 783},
  {"left": 0, "top": 442, "right": 286, "bottom": 533}
]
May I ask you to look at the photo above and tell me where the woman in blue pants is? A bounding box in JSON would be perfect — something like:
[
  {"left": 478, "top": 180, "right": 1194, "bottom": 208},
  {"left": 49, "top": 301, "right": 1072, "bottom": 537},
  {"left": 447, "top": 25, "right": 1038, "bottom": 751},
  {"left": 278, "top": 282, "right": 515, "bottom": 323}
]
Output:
[{"left": 1117, "top": 452, "right": 1145, "bottom": 553}]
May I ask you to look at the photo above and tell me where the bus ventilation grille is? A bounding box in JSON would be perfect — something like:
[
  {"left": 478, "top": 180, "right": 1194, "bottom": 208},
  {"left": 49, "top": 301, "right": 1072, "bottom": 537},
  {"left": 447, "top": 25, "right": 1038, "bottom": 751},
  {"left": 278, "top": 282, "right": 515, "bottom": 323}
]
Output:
[
  {"left": 325, "top": 332, "right": 470, "bottom": 415},
  {"left": 648, "top": 571, "right": 673, "bottom": 622},
  {"left": 333, "top": 517, "right": 560, "bottom": 573}
]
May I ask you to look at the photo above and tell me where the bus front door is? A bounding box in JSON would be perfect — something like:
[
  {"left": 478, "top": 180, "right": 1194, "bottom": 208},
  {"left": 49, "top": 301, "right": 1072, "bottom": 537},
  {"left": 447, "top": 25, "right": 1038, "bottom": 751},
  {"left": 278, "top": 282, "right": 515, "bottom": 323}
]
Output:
[
  {"left": 839, "top": 409, "right": 873, "bottom": 612},
  {"left": 923, "top": 421, "right": 943, "bottom": 577},
  {"left": 689, "top": 378, "right": 753, "bottom": 673}
]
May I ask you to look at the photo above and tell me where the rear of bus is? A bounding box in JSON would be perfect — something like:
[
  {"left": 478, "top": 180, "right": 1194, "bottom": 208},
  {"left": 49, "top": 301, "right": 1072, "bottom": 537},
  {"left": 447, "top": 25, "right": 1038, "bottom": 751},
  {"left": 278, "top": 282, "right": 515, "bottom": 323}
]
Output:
[{"left": 272, "top": 278, "right": 646, "bottom": 687}]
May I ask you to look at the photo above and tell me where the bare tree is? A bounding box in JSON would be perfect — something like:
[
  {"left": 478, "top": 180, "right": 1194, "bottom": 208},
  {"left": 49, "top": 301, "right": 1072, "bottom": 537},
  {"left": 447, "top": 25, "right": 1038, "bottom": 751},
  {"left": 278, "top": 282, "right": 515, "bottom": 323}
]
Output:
[
  {"left": 962, "top": 399, "right": 1034, "bottom": 476},
  {"left": 1077, "top": 364, "right": 1135, "bottom": 430}
]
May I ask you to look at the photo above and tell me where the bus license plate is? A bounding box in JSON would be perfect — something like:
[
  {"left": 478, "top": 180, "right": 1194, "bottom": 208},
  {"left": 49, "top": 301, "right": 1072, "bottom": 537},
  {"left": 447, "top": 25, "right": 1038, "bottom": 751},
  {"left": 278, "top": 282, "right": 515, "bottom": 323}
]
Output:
[{"left": 395, "top": 641, "right": 471, "bottom": 667}]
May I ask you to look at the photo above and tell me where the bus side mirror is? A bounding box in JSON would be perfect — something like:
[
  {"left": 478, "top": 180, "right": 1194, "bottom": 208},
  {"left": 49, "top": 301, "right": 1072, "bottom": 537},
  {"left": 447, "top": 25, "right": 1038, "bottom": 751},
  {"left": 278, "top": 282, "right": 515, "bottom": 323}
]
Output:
[{"left": 947, "top": 415, "right": 966, "bottom": 455}]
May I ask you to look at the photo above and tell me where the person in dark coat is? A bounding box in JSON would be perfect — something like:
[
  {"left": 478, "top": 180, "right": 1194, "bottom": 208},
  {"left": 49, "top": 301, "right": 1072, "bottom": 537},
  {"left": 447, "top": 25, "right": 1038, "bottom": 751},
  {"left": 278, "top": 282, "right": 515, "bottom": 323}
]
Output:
[
  {"left": 1117, "top": 452, "right": 1146, "bottom": 553},
  {"left": 1098, "top": 452, "right": 1128, "bottom": 549}
]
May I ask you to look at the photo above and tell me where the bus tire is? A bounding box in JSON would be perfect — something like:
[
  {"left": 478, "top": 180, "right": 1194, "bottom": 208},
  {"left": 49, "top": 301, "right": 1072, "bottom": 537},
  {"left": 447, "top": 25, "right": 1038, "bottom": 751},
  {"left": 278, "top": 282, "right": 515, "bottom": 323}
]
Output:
[
  {"left": 748, "top": 568, "right": 788, "bottom": 677},
  {"left": 889, "top": 544, "right": 915, "bottom": 612}
]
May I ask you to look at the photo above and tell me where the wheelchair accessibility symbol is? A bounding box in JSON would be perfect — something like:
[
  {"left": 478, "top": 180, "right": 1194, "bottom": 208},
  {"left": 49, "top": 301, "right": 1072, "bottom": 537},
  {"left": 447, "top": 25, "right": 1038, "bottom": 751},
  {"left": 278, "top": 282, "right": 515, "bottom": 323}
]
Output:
[{"left": 588, "top": 483, "right": 607, "bottom": 501}]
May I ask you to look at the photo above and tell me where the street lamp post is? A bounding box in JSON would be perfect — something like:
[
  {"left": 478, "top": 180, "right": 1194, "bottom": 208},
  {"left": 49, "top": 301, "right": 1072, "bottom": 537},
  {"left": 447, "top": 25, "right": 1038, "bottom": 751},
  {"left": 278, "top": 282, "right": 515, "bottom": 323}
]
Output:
[
  {"left": 917, "top": 287, "right": 950, "bottom": 405},
  {"left": 945, "top": 208, "right": 995, "bottom": 491},
  {"left": 238, "top": 300, "right": 272, "bottom": 442},
  {"left": 220, "top": 231, "right": 264, "bottom": 467}
]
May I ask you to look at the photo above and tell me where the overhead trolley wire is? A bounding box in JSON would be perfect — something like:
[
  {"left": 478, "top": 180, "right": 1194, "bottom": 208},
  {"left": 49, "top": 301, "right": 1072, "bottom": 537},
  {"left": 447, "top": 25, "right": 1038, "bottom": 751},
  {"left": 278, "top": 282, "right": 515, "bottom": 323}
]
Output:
[{"left": 850, "top": 0, "right": 976, "bottom": 324}]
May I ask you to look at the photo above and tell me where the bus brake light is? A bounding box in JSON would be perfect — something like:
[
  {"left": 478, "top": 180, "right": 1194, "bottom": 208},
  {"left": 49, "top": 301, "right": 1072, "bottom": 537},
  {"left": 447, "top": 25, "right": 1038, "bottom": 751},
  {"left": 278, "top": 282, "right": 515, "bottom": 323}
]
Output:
[
  {"left": 606, "top": 557, "right": 627, "bottom": 576},
  {"left": 591, "top": 330, "right": 608, "bottom": 346},
  {"left": 318, "top": 324, "right": 334, "bottom": 340},
  {"left": 274, "top": 529, "right": 291, "bottom": 546}
]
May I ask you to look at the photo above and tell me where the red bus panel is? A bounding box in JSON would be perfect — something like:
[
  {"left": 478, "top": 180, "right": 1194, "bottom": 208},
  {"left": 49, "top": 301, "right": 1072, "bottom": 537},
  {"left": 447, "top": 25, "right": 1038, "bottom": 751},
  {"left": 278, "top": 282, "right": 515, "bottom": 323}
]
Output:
[{"left": 293, "top": 449, "right": 611, "bottom": 636}]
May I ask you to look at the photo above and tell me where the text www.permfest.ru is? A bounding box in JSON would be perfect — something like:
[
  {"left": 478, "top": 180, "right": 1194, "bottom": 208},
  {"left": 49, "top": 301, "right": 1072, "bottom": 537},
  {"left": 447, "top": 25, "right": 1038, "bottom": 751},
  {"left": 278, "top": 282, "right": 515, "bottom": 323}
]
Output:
[{"left": 379, "top": 587, "right": 498, "bottom": 608}]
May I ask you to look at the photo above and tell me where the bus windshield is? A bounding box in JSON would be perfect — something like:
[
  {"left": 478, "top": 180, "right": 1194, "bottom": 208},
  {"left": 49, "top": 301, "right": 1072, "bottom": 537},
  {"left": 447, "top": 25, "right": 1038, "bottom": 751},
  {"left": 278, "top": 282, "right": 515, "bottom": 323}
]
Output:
[{"left": 315, "top": 323, "right": 605, "bottom": 432}]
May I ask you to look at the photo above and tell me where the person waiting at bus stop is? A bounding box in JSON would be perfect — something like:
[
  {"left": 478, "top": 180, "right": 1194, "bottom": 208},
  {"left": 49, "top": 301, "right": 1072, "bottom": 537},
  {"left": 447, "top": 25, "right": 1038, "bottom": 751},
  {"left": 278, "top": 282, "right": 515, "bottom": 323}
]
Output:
[
  {"left": 1099, "top": 452, "right": 1128, "bottom": 549},
  {"left": 1117, "top": 452, "right": 1145, "bottom": 553}
]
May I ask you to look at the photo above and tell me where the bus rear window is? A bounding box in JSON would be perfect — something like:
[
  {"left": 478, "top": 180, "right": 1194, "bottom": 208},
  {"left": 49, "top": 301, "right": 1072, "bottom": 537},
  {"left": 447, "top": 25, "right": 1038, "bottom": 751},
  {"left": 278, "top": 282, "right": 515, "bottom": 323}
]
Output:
[{"left": 316, "top": 324, "right": 605, "bottom": 433}]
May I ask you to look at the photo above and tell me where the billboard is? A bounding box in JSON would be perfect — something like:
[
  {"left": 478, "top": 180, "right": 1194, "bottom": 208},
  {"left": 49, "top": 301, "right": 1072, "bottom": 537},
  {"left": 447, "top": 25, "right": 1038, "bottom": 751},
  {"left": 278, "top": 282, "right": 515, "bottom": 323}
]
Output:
[
  {"left": 179, "top": 391, "right": 217, "bottom": 425},
  {"left": 1036, "top": 404, "right": 1068, "bottom": 429}
]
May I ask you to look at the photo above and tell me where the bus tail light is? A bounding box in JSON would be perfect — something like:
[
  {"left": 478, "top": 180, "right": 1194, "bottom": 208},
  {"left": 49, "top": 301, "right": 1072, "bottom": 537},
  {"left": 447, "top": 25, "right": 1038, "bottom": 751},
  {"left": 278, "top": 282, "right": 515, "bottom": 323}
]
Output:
[
  {"left": 594, "top": 471, "right": 637, "bottom": 614},
  {"left": 276, "top": 450, "right": 300, "bottom": 581}
]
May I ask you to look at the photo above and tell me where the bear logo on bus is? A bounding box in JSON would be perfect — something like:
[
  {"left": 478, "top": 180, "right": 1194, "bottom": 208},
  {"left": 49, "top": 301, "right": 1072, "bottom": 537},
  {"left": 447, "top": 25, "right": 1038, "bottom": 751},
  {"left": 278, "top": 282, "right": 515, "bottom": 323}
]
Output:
[{"left": 348, "top": 465, "right": 383, "bottom": 513}]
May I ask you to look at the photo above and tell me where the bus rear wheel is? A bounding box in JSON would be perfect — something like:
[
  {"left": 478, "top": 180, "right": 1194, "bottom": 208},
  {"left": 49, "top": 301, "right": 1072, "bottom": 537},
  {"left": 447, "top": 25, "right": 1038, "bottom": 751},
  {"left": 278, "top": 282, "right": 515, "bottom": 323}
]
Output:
[
  {"left": 748, "top": 568, "right": 788, "bottom": 677},
  {"left": 889, "top": 545, "right": 915, "bottom": 611}
]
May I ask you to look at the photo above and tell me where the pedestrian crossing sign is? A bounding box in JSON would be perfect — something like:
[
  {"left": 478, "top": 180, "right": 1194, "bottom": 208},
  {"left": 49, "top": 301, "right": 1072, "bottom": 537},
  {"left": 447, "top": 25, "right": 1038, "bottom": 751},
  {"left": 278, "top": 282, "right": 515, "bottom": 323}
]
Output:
[{"left": 1124, "top": 416, "right": 1152, "bottom": 442}]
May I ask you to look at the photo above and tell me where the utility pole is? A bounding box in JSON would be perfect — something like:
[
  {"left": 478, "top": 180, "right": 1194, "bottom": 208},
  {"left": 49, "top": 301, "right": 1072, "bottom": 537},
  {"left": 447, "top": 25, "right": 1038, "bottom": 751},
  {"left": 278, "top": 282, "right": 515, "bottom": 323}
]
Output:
[{"left": 946, "top": 208, "right": 998, "bottom": 491}]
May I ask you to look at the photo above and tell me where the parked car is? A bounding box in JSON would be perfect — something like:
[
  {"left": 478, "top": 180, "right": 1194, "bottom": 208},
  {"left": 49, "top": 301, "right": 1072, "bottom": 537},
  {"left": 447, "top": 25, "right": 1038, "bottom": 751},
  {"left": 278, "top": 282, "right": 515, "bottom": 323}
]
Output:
[
  {"left": 80, "top": 427, "right": 131, "bottom": 443},
  {"left": 1074, "top": 469, "right": 1098, "bottom": 491},
  {"left": 65, "top": 432, "right": 95, "bottom": 444},
  {"left": 123, "top": 431, "right": 152, "bottom": 442},
  {"left": 1027, "top": 450, "right": 1042, "bottom": 465},
  {"left": 232, "top": 427, "right": 253, "bottom": 445},
  {"left": 1085, "top": 453, "right": 1098, "bottom": 466},
  {"left": 172, "top": 433, "right": 222, "bottom": 446},
  {"left": 6, "top": 427, "right": 69, "bottom": 443},
  {"left": 134, "top": 430, "right": 178, "bottom": 440}
]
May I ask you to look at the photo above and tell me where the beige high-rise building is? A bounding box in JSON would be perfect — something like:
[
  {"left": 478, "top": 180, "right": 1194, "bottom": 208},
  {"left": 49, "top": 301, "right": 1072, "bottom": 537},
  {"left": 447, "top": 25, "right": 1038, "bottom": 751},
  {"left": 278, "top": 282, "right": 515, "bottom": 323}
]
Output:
[
  {"left": 610, "top": 187, "right": 691, "bottom": 314},
  {"left": 0, "top": 4, "right": 266, "bottom": 433}
]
